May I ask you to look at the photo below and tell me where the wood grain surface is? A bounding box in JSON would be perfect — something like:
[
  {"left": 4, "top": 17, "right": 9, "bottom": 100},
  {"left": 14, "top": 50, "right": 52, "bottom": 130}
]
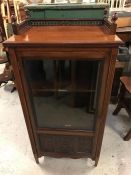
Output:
[{"left": 4, "top": 26, "right": 122, "bottom": 46}]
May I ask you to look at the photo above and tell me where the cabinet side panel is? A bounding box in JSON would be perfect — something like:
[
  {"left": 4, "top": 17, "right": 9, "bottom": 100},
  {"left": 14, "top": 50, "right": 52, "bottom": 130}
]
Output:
[
  {"left": 94, "top": 48, "right": 118, "bottom": 166},
  {"left": 8, "top": 48, "right": 39, "bottom": 160},
  {"left": 92, "top": 50, "right": 111, "bottom": 158}
]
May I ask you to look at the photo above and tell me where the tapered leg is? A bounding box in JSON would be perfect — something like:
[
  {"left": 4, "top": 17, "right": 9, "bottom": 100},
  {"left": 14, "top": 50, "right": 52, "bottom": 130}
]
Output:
[
  {"left": 124, "top": 129, "right": 131, "bottom": 141},
  {"left": 95, "top": 158, "right": 99, "bottom": 167},
  {"left": 34, "top": 154, "right": 39, "bottom": 164}
]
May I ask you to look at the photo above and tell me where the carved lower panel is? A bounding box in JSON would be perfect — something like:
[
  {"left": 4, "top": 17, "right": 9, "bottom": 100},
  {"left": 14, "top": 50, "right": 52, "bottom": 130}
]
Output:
[{"left": 38, "top": 134, "right": 93, "bottom": 157}]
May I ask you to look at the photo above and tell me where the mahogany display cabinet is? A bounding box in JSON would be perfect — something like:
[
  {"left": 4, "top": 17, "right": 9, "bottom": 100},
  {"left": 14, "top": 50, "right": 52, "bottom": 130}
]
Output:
[{"left": 3, "top": 3, "right": 122, "bottom": 166}]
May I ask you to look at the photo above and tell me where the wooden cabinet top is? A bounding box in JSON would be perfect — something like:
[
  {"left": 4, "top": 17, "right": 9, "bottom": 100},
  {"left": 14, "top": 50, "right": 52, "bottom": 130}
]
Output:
[{"left": 4, "top": 25, "right": 122, "bottom": 47}]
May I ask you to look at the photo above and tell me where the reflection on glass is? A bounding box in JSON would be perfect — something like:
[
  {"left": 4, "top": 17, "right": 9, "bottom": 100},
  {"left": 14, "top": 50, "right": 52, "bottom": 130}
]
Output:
[{"left": 23, "top": 59, "right": 102, "bottom": 130}]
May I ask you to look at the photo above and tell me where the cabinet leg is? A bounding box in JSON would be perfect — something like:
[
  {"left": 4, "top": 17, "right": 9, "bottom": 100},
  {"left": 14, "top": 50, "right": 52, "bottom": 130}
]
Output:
[
  {"left": 34, "top": 154, "right": 39, "bottom": 164},
  {"left": 94, "top": 157, "right": 99, "bottom": 167}
]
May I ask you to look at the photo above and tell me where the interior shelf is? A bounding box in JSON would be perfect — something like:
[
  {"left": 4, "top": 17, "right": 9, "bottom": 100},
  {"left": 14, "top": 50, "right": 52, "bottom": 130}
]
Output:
[{"left": 31, "top": 80, "right": 96, "bottom": 93}]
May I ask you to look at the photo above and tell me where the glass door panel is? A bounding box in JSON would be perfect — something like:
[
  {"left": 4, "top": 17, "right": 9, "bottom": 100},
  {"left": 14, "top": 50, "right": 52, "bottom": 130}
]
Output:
[{"left": 22, "top": 59, "right": 103, "bottom": 131}]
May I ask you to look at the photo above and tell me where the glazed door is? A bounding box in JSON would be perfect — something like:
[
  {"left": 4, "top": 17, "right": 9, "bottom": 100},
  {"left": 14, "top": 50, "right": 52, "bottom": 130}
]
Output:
[{"left": 21, "top": 58, "right": 104, "bottom": 131}]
